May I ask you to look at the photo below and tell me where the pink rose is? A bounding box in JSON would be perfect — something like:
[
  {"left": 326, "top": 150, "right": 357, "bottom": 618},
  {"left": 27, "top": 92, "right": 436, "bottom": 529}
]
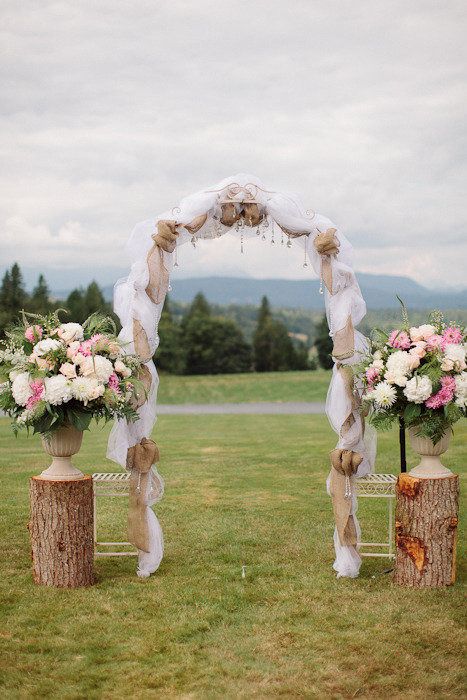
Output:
[
  {"left": 409, "top": 325, "right": 436, "bottom": 342},
  {"left": 388, "top": 330, "right": 411, "bottom": 350},
  {"left": 66, "top": 341, "right": 81, "bottom": 359},
  {"left": 25, "top": 325, "right": 43, "bottom": 343},
  {"left": 425, "top": 334, "right": 443, "bottom": 351},
  {"left": 410, "top": 342, "right": 427, "bottom": 358},
  {"left": 59, "top": 362, "right": 77, "bottom": 379}
]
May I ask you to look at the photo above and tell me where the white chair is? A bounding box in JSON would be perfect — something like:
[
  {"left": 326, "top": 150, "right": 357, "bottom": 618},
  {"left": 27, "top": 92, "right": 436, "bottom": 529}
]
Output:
[
  {"left": 92, "top": 472, "right": 137, "bottom": 558},
  {"left": 355, "top": 473, "right": 397, "bottom": 558}
]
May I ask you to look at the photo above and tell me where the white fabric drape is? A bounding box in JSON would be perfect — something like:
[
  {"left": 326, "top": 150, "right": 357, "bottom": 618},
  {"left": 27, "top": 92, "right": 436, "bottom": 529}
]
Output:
[{"left": 107, "top": 173, "right": 376, "bottom": 578}]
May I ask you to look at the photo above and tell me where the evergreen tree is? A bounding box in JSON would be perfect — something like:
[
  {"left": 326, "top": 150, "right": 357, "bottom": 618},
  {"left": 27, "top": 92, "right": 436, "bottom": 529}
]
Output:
[
  {"left": 155, "top": 296, "right": 184, "bottom": 374},
  {"left": 30, "top": 274, "right": 51, "bottom": 314},
  {"left": 65, "top": 289, "right": 85, "bottom": 323},
  {"left": 9, "top": 263, "right": 28, "bottom": 311},
  {"left": 181, "top": 292, "right": 211, "bottom": 332},
  {"left": 314, "top": 315, "right": 334, "bottom": 369},
  {"left": 0, "top": 263, "right": 28, "bottom": 336},
  {"left": 83, "top": 281, "right": 107, "bottom": 318},
  {"left": 253, "top": 295, "right": 300, "bottom": 371}
]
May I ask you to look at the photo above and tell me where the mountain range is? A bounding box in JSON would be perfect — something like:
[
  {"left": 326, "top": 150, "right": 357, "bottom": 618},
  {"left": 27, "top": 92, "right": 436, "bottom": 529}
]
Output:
[{"left": 99, "top": 273, "right": 467, "bottom": 310}]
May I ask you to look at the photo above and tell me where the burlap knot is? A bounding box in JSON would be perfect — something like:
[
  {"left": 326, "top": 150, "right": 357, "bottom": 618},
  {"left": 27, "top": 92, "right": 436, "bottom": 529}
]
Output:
[
  {"left": 220, "top": 202, "right": 242, "bottom": 226},
  {"left": 127, "top": 438, "right": 160, "bottom": 553},
  {"left": 329, "top": 448, "right": 363, "bottom": 546},
  {"left": 153, "top": 220, "right": 179, "bottom": 253},
  {"left": 242, "top": 202, "right": 263, "bottom": 226},
  {"left": 314, "top": 228, "right": 339, "bottom": 256}
]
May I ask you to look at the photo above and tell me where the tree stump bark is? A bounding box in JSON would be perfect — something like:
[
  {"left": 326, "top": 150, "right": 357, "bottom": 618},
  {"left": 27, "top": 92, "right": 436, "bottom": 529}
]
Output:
[
  {"left": 29, "top": 475, "right": 95, "bottom": 588},
  {"left": 394, "top": 473, "right": 459, "bottom": 588}
]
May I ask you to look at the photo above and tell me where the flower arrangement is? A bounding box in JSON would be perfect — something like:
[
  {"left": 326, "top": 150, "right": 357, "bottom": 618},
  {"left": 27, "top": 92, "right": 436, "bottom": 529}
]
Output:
[
  {"left": 356, "top": 307, "right": 466, "bottom": 443},
  {"left": 0, "top": 311, "right": 144, "bottom": 434}
]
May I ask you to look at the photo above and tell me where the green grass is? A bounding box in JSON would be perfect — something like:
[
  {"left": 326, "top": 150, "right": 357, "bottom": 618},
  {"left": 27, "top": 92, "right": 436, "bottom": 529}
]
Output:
[
  {"left": 157, "top": 369, "right": 331, "bottom": 404},
  {"left": 0, "top": 415, "right": 465, "bottom": 698}
]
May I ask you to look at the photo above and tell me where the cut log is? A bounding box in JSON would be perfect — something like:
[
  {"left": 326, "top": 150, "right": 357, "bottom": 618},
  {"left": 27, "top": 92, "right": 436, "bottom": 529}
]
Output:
[
  {"left": 394, "top": 473, "right": 459, "bottom": 588},
  {"left": 29, "top": 475, "right": 94, "bottom": 588}
]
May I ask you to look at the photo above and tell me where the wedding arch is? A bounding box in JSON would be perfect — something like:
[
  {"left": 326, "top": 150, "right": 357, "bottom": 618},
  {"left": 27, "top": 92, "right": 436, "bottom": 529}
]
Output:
[{"left": 107, "top": 174, "right": 376, "bottom": 579}]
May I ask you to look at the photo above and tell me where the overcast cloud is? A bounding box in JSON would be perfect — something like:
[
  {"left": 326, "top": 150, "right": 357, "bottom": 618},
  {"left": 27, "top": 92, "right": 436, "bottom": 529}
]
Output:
[{"left": 1, "top": 0, "right": 466, "bottom": 290}]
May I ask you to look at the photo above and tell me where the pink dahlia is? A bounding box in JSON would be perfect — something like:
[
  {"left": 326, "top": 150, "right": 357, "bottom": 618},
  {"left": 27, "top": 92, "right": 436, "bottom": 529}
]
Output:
[
  {"left": 425, "top": 375, "right": 456, "bottom": 409},
  {"left": 388, "top": 330, "right": 411, "bottom": 350},
  {"left": 441, "top": 326, "right": 463, "bottom": 349},
  {"left": 425, "top": 334, "right": 443, "bottom": 351},
  {"left": 26, "top": 379, "right": 45, "bottom": 409},
  {"left": 108, "top": 373, "right": 121, "bottom": 392}
]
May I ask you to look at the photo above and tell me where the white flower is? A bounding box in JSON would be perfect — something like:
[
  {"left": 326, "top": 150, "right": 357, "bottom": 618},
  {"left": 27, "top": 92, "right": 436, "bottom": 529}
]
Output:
[
  {"left": 33, "top": 338, "right": 62, "bottom": 356},
  {"left": 454, "top": 372, "right": 467, "bottom": 408},
  {"left": 9, "top": 370, "right": 20, "bottom": 381},
  {"left": 441, "top": 343, "right": 466, "bottom": 372},
  {"left": 403, "top": 376, "right": 433, "bottom": 404},
  {"left": 57, "top": 323, "right": 84, "bottom": 343},
  {"left": 409, "top": 325, "right": 436, "bottom": 342},
  {"left": 44, "top": 375, "right": 73, "bottom": 405},
  {"left": 72, "top": 377, "right": 105, "bottom": 405},
  {"left": 114, "top": 359, "right": 132, "bottom": 378},
  {"left": 11, "top": 372, "right": 33, "bottom": 406},
  {"left": 59, "top": 362, "right": 77, "bottom": 379},
  {"left": 371, "top": 359, "right": 385, "bottom": 371},
  {"left": 385, "top": 351, "right": 412, "bottom": 385},
  {"left": 80, "top": 355, "right": 114, "bottom": 383},
  {"left": 373, "top": 381, "right": 397, "bottom": 408},
  {"left": 373, "top": 350, "right": 383, "bottom": 360}
]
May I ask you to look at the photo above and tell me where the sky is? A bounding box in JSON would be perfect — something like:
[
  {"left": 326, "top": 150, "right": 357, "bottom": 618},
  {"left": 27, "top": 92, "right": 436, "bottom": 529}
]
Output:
[{"left": 1, "top": 1, "right": 466, "bottom": 291}]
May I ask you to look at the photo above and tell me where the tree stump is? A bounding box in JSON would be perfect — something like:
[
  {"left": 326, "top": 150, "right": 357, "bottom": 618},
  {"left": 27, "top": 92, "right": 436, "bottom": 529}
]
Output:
[
  {"left": 29, "top": 475, "right": 95, "bottom": 588},
  {"left": 394, "top": 473, "right": 459, "bottom": 588}
]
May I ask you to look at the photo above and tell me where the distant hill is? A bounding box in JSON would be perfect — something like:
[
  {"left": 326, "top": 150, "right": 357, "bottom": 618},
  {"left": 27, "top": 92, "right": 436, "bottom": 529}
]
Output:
[{"left": 99, "top": 274, "right": 467, "bottom": 310}]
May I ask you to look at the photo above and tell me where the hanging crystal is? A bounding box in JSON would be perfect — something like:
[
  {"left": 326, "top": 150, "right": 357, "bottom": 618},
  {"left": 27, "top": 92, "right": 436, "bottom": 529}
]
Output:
[
  {"left": 240, "top": 228, "right": 244, "bottom": 254},
  {"left": 174, "top": 245, "right": 179, "bottom": 267},
  {"left": 271, "top": 219, "right": 275, "bottom": 245},
  {"left": 319, "top": 262, "right": 324, "bottom": 294},
  {"left": 191, "top": 235, "right": 197, "bottom": 248},
  {"left": 287, "top": 235, "right": 292, "bottom": 248},
  {"left": 303, "top": 245, "right": 308, "bottom": 268}
]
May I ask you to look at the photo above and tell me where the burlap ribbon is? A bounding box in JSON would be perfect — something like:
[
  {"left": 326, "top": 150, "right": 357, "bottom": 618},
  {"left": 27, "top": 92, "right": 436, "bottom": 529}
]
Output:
[
  {"left": 127, "top": 438, "right": 160, "bottom": 553},
  {"left": 332, "top": 315, "right": 355, "bottom": 360},
  {"left": 329, "top": 448, "right": 363, "bottom": 545}
]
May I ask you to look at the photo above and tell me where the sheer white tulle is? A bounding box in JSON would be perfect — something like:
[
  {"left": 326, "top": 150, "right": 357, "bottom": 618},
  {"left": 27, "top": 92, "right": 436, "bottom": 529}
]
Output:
[{"left": 107, "top": 173, "right": 376, "bottom": 578}]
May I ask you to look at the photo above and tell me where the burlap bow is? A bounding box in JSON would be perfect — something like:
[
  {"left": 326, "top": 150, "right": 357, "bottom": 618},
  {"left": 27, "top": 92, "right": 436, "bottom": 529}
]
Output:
[
  {"left": 127, "top": 438, "right": 160, "bottom": 553},
  {"left": 329, "top": 448, "right": 363, "bottom": 546}
]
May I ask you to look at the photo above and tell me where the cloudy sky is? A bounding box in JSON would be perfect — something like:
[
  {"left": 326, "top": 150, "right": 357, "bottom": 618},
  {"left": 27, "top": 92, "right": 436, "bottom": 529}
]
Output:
[{"left": 1, "top": 1, "right": 466, "bottom": 291}]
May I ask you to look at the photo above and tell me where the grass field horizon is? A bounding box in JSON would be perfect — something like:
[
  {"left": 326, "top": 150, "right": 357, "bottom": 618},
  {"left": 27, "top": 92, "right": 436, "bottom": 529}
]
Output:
[
  {"left": 0, "top": 407, "right": 465, "bottom": 697},
  {"left": 156, "top": 369, "right": 331, "bottom": 404}
]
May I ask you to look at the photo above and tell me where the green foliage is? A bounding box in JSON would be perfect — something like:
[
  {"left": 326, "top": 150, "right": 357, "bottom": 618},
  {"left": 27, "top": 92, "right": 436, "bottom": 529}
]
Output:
[
  {"left": 183, "top": 315, "right": 252, "bottom": 375},
  {"left": 368, "top": 410, "right": 397, "bottom": 432},
  {"left": 313, "top": 315, "right": 333, "bottom": 370},
  {"left": 154, "top": 296, "right": 184, "bottom": 374},
  {"left": 29, "top": 274, "right": 52, "bottom": 314}
]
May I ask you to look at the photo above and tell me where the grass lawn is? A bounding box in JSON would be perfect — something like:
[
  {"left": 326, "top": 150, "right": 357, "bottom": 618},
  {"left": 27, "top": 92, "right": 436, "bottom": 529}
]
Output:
[
  {"left": 0, "top": 414, "right": 465, "bottom": 698},
  {"left": 157, "top": 369, "right": 331, "bottom": 404}
]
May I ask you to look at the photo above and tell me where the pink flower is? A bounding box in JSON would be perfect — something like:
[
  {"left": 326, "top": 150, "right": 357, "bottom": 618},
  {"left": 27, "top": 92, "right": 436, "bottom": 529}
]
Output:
[
  {"left": 26, "top": 379, "right": 44, "bottom": 409},
  {"left": 108, "top": 373, "right": 121, "bottom": 392},
  {"left": 365, "top": 367, "right": 380, "bottom": 387},
  {"left": 441, "top": 327, "right": 463, "bottom": 349},
  {"left": 388, "top": 330, "right": 411, "bottom": 350},
  {"left": 410, "top": 341, "right": 427, "bottom": 358},
  {"left": 78, "top": 334, "right": 104, "bottom": 357},
  {"left": 25, "top": 325, "right": 43, "bottom": 343},
  {"left": 425, "top": 375, "right": 456, "bottom": 409},
  {"left": 425, "top": 334, "right": 443, "bottom": 351}
]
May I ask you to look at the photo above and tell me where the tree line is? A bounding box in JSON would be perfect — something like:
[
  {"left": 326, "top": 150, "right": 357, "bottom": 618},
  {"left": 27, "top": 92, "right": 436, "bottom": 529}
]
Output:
[{"left": 0, "top": 263, "right": 333, "bottom": 374}]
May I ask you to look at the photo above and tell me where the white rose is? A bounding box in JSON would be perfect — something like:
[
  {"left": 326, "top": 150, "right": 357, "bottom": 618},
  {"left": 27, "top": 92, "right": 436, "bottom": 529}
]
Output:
[
  {"left": 371, "top": 359, "right": 385, "bottom": 371},
  {"left": 403, "top": 375, "right": 433, "bottom": 404},
  {"left": 44, "top": 375, "right": 73, "bottom": 405},
  {"left": 59, "top": 362, "right": 77, "bottom": 379},
  {"left": 72, "top": 377, "right": 105, "bottom": 405},
  {"left": 33, "top": 338, "right": 62, "bottom": 356},
  {"left": 11, "top": 372, "right": 33, "bottom": 406},
  {"left": 114, "top": 359, "right": 132, "bottom": 378},
  {"left": 442, "top": 343, "right": 466, "bottom": 372},
  {"left": 80, "top": 355, "right": 114, "bottom": 383},
  {"left": 57, "top": 323, "right": 84, "bottom": 343}
]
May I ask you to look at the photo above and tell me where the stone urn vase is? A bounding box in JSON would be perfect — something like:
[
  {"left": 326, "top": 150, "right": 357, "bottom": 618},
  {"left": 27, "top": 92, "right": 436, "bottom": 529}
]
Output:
[
  {"left": 408, "top": 427, "right": 452, "bottom": 479},
  {"left": 39, "top": 424, "right": 85, "bottom": 481}
]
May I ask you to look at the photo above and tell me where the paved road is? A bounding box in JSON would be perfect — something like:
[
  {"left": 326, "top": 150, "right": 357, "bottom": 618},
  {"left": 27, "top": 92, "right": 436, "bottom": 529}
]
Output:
[{"left": 157, "top": 402, "right": 326, "bottom": 415}]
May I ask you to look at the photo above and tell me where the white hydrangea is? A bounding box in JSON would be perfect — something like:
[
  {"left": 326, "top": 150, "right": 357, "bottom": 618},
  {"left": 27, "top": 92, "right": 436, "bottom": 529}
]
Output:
[
  {"left": 44, "top": 375, "right": 73, "bottom": 405},
  {"left": 403, "top": 375, "right": 433, "bottom": 404},
  {"left": 11, "top": 372, "right": 33, "bottom": 406},
  {"left": 57, "top": 323, "right": 84, "bottom": 343},
  {"left": 80, "top": 355, "right": 114, "bottom": 383},
  {"left": 454, "top": 372, "right": 467, "bottom": 408},
  {"left": 373, "top": 381, "right": 397, "bottom": 408},
  {"left": 384, "top": 350, "right": 412, "bottom": 386},
  {"left": 33, "top": 338, "right": 62, "bottom": 357},
  {"left": 72, "top": 377, "right": 105, "bottom": 405},
  {"left": 441, "top": 343, "right": 466, "bottom": 372}
]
